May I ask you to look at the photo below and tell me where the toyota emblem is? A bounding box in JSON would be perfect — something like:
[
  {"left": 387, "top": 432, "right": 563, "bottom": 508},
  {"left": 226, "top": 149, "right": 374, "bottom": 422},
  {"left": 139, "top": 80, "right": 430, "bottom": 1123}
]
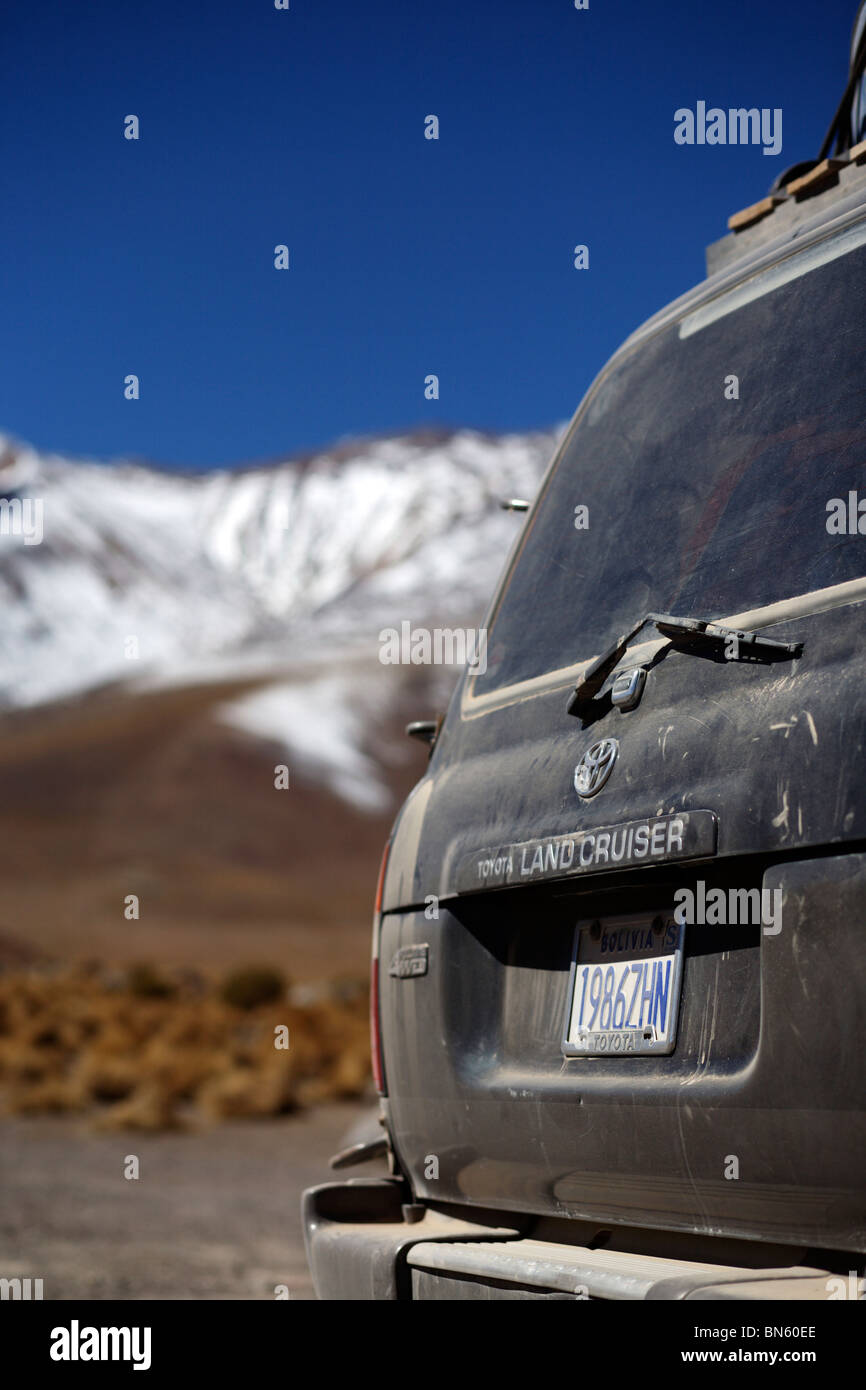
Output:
[{"left": 574, "top": 738, "right": 619, "bottom": 798}]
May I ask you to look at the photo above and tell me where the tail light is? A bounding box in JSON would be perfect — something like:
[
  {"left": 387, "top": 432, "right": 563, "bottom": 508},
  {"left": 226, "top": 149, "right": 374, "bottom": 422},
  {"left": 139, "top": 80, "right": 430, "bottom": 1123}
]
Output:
[{"left": 370, "top": 838, "right": 391, "bottom": 1095}]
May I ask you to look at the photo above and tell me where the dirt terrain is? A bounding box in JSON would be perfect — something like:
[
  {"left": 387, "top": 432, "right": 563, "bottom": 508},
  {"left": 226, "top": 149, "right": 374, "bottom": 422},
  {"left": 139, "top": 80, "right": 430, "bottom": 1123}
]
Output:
[
  {"left": 0, "top": 676, "right": 431, "bottom": 978},
  {"left": 0, "top": 673, "right": 419, "bottom": 1300},
  {"left": 0, "top": 1102, "right": 380, "bottom": 1300}
]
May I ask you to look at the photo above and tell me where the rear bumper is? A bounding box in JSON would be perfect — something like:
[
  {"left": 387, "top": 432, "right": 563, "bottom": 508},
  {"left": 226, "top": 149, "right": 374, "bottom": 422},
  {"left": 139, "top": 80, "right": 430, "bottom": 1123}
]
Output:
[
  {"left": 302, "top": 1179, "right": 837, "bottom": 1301},
  {"left": 301, "top": 1179, "right": 518, "bottom": 1300}
]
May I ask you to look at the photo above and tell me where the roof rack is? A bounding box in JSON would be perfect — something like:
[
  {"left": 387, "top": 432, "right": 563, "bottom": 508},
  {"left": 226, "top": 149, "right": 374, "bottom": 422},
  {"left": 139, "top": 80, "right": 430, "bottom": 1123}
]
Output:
[
  {"left": 706, "top": 146, "right": 866, "bottom": 277},
  {"left": 727, "top": 139, "right": 866, "bottom": 234},
  {"left": 707, "top": 6, "right": 866, "bottom": 275}
]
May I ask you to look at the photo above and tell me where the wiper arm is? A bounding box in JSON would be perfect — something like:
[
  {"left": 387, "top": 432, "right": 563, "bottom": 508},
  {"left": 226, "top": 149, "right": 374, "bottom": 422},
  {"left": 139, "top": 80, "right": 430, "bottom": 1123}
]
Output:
[
  {"left": 567, "top": 612, "right": 803, "bottom": 717},
  {"left": 566, "top": 614, "right": 654, "bottom": 714}
]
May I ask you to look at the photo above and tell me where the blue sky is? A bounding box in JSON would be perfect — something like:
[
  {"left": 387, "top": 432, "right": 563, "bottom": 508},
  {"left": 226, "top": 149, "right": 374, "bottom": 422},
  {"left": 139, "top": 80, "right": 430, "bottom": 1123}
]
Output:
[{"left": 0, "top": 0, "right": 857, "bottom": 469}]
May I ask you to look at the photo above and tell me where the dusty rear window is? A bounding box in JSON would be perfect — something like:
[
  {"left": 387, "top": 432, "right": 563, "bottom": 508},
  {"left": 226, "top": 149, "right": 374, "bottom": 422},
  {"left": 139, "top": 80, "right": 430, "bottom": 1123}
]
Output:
[{"left": 474, "top": 233, "right": 866, "bottom": 695}]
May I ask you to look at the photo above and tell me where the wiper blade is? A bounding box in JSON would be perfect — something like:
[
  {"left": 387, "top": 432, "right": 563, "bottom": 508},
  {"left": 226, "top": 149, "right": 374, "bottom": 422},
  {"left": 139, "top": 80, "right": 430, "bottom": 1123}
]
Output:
[
  {"left": 567, "top": 612, "right": 803, "bottom": 717},
  {"left": 651, "top": 612, "right": 804, "bottom": 656}
]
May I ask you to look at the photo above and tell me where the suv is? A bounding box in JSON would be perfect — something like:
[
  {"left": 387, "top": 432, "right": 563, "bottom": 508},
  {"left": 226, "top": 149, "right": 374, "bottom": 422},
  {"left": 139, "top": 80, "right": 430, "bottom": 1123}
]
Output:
[{"left": 303, "top": 18, "right": 866, "bottom": 1300}]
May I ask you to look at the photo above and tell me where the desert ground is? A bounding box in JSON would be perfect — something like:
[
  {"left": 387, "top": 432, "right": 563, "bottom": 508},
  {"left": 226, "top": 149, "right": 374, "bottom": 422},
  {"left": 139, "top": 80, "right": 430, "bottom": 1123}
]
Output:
[
  {"left": 0, "top": 674, "right": 424, "bottom": 1300},
  {"left": 0, "top": 1102, "right": 381, "bottom": 1300}
]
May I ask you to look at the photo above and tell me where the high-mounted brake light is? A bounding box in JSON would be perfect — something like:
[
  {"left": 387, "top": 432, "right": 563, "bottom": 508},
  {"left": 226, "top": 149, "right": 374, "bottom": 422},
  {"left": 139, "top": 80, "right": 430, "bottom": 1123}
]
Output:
[{"left": 370, "top": 838, "right": 391, "bottom": 1095}]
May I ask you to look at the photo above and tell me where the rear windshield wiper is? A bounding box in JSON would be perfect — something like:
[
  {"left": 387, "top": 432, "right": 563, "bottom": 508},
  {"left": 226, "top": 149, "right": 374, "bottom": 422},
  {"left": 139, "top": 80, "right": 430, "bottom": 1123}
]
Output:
[{"left": 567, "top": 612, "right": 803, "bottom": 717}]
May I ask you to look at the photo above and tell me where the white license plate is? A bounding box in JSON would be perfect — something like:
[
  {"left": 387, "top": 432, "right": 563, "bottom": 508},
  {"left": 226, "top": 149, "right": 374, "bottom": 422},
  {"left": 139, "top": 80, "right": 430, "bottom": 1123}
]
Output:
[{"left": 562, "top": 913, "right": 684, "bottom": 1056}]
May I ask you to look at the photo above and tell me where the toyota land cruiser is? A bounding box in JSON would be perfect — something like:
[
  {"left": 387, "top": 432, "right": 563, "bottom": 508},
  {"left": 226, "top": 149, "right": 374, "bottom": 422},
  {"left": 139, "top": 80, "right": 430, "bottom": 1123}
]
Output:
[{"left": 303, "top": 12, "right": 866, "bottom": 1301}]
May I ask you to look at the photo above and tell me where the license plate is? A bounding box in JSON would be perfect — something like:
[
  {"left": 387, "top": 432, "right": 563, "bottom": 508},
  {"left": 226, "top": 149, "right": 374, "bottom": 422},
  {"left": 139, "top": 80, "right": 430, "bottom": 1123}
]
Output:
[{"left": 562, "top": 913, "right": 684, "bottom": 1057}]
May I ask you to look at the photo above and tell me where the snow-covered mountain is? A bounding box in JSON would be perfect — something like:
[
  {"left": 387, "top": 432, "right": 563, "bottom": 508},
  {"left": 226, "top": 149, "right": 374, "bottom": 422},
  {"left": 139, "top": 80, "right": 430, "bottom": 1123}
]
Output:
[{"left": 0, "top": 427, "right": 560, "bottom": 807}]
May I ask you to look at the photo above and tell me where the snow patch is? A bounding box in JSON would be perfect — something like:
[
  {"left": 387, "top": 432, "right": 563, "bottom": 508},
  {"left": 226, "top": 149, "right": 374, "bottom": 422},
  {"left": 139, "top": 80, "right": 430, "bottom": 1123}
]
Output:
[{"left": 217, "top": 675, "right": 391, "bottom": 813}]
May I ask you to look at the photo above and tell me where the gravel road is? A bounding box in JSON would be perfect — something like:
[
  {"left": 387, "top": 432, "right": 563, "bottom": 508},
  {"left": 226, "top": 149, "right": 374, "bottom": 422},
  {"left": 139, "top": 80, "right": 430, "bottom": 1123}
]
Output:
[{"left": 0, "top": 1102, "right": 378, "bottom": 1300}]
